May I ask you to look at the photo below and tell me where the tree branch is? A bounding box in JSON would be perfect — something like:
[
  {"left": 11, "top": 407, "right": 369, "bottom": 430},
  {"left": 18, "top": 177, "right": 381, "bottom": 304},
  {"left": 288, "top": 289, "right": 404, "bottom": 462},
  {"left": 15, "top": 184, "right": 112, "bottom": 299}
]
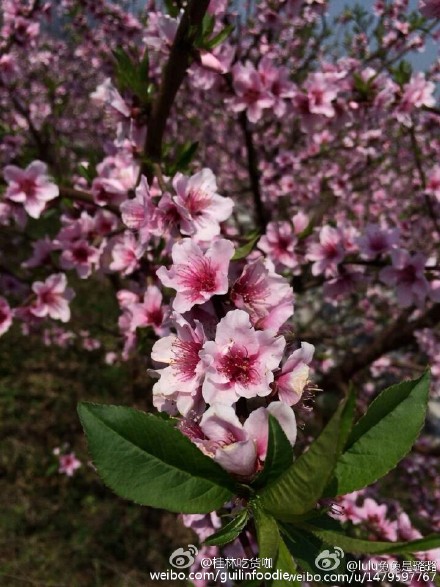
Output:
[
  {"left": 223, "top": 73, "right": 267, "bottom": 231},
  {"left": 323, "top": 304, "right": 440, "bottom": 392},
  {"left": 238, "top": 112, "right": 267, "bottom": 231},
  {"left": 408, "top": 125, "right": 440, "bottom": 237},
  {"left": 143, "top": 0, "right": 210, "bottom": 180},
  {"left": 59, "top": 187, "right": 119, "bottom": 215}
]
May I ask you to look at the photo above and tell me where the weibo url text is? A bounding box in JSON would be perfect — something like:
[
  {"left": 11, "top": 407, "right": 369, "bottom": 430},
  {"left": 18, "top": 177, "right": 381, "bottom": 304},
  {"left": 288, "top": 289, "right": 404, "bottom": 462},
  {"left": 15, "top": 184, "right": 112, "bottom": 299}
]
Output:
[{"left": 150, "top": 569, "right": 438, "bottom": 583}]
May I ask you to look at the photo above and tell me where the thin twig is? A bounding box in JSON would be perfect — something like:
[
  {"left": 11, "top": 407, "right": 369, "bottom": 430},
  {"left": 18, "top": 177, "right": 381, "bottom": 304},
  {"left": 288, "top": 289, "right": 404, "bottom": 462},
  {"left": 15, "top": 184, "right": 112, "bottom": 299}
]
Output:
[{"left": 142, "top": 0, "right": 210, "bottom": 181}]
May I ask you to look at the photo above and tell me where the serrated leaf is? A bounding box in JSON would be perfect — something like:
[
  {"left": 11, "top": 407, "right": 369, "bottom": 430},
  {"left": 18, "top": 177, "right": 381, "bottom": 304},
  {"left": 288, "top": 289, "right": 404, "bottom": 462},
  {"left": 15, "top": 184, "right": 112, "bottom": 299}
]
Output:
[
  {"left": 204, "top": 509, "right": 249, "bottom": 547},
  {"left": 302, "top": 523, "right": 440, "bottom": 555},
  {"left": 326, "top": 371, "right": 430, "bottom": 496},
  {"left": 281, "top": 524, "right": 355, "bottom": 586},
  {"left": 258, "top": 392, "right": 355, "bottom": 520},
  {"left": 280, "top": 525, "right": 324, "bottom": 574},
  {"left": 78, "top": 402, "right": 235, "bottom": 514},
  {"left": 252, "top": 415, "right": 293, "bottom": 490},
  {"left": 272, "top": 538, "right": 300, "bottom": 587},
  {"left": 232, "top": 232, "right": 260, "bottom": 261},
  {"left": 252, "top": 503, "right": 280, "bottom": 563}
]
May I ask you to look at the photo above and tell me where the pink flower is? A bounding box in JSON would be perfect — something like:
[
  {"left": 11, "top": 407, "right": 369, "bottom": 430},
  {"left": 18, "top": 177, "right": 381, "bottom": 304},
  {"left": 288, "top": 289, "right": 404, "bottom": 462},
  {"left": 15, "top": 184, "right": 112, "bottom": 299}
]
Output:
[
  {"left": 94, "top": 210, "right": 118, "bottom": 236},
  {"left": 197, "top": 401, "right": 296, "bottom": 476},
  {"left": 356, "top": 224, "right": 400, "bottom": 259},
  {"left": 172, "top": 169, "right": 234, "bottom": 241},
  {"left": 58, "top": 452, "right": 81, "bottom": 477},
  {"left": 0, "top": 53, "right": 18, "bottom": 84},
  {"left": 307, "top": 225, "right": 345, "bottom": 276},
  {"left": 292, "top": 211, "right": 309, "bottom": 234},
  {"left": 4, "top": 160, "right": 59, "bottom": 219},
  {"left": 151, "top": 314, "right": 207, "bottom": 417},
  {"left": 231, "top": 257, "right": 294, "bottom": 332},
  {"left": 109, "top": 232, "right": 145, "bottom": 276},
  {"left": 419, "top": 0, "right": 440, "bottom": 18},
  {"left": 200, "top": 309, "right": 286, "bottom": 405},
  {"left": 334, "top": 492, "right": 364, "bottom": 524},
  {"left": 60, "top": 239, "right": 101, "bottom": 279},
  {"left": 91, "top": 176, "right": 127, "bottom": 207},
  {"left": 380, "top": 249, "right": 429, "bottom": 307},
  {"left": 397, "top": 512, "right": 423, "bottom": 541},
  {"left": 190, "top": 43, "right": 235, "bottom": 90},
  {"left": 157, "top": 239, "right": 234, "bottom": 313},
  {"left": 198, "top": 405, "right": 255, "bottom": 476},
  {"left": 258, "top": 57, "right": 295, "bottom": 118},
  {"left": 426, "top": 166, "right": 440, "bottom": 202},
  {"left": 258, "top": 221, "right": 298, "bottom": 269},
  {"left": 303, "top": 72, "right": 339, "bottom": 117},
  {"left": 199, "top": 50, "right": 228, "bottom": 74},
  {"left": 275, "top": 342, "right": 314, "bottom": 405},
  {"left": 181, "top": 512, "right": 222, "bottom": 543},
  {"left": 151, "top": 192, "right": 184, "bottom": 239},
  {"left": 207, "top": 0, "right": 228, "bottom": 14},
  {"left": 90, "top": 78, "right": 131, "bottom": 118},
  {"left": 396, "top": 73, "right": 436, "bottom": 125},
  {"left": 21, "top": 236, "right": 54, "bottom": 269},
  {"left": 354, "top": 498, "right": 398, "bottom": 541},
  {"left": 130, "top": 285, "right": 170, "bottom": 336},
  {"left": 230, "top": 61, "right": 274, "bottom": 123},
  {"left": 243, "top": 401, "right": 297, "bottom": 459},
  {"left": 120, "top": 176, "right": 154, "bottom": 243},
  {"left": 324, "top": 268, "right": 365, "bottom": 301},
  {"left": 143, "top": 11, "right": 179, "bottom": 51},
  {"left": 0, "top": 297, "right": 13, "bottom": 336},
  {"left": 30, "top": 273, "right": 74, "bottom": 323}
]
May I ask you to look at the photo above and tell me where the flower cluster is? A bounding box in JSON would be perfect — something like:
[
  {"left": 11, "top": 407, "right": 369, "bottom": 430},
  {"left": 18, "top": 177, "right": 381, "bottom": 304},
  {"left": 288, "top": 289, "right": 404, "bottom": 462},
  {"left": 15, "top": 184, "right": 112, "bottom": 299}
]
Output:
[
  {"left": 151, "top": 235, "right": 313, "bottom": 478},
  {"left": 334, "top": 490, "right": 440, "bottom": 585},
  {"left": 0, "top": 0, "right": 439, "bottom": 580}
]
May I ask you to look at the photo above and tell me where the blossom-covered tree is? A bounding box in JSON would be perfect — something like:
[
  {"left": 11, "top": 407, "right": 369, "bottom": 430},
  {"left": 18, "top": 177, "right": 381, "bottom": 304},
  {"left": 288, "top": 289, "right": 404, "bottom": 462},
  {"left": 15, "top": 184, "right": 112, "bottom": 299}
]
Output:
[{"left": 1, "top": 0, "right": 440, "bottom": 584}]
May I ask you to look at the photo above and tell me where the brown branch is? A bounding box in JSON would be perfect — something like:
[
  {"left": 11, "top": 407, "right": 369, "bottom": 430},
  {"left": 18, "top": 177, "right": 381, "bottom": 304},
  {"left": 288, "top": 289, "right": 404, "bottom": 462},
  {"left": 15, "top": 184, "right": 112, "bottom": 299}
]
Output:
[
  {"left": 408, "top": 125, "right": 440, "bottom": 237},
  {"left": 59, "top": 187, "right": 119, "bottom": 215},
  {"left": 238, "top": 112, "right": 267, "bottom": 231},
  {"left": 323, "top": 304, "right": 440, "bottom": 393},
  {"left": 223, "top": 73, "right": 266, "bottom": 231},
  {"left": 143, "top": 0, "right": 210, "bottom": 180}
]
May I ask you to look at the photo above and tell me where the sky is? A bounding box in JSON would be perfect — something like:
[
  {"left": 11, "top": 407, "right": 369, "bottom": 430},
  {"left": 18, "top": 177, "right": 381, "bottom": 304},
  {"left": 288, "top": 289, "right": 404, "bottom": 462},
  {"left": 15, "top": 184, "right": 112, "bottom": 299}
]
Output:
[
  {"left": 326, "top": 0, "right": 437, "bottom": 72},
  {"left": 129, "top": 0, "right": 437, "bottom": 72}
]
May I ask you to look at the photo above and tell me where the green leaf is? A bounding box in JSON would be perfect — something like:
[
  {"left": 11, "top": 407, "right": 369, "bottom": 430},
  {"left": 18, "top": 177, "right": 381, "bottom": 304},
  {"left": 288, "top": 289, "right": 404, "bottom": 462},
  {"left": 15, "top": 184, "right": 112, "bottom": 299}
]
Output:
[
  {"left": 252, "top": 414, "right": 293, "bottom": 489},
  {"left": 353, "top": 72, "right": 374, "bottom": 100},
  {"left": 326, "top": 371, "right": 430, "bottom": 496},
  {"left": 281, "top": 523, "right": 354, "bottom": 585},
  {"left": 392, "top": 59, "right": 413, "bottom": 85},
  {"left": 164, "top": 0, "right": 180, "bottom": 17},
  {"left": 175, "top": 141, "right": 199, "bottom": 172},
  {"left": 138, "top": 49, "right": 150, "bottom": 86},
  {"left": 258, "top": 392, "right": 355, "bottom": 520},
  {"left": 272, "top": 538, "right": 300, "bottom": 587},
  {"left": 204, "top": 509, "right": 249, "bottom": 547},
  {"left": 280, "top": 525, "right": 325, "bottom": 575},
  {"left": 112, "top": 47, "right": 150, "bottom": 103},
  {"left": 205, "top": 24, "right": 235, "bottom": 50},
  {"left": 113, "top": 47, "right": 136, "bottom": 92},
  {"left": 252, "top": 504, "right": 280, "bottom": 563},
  {"left": 78, "top": 403, "right": 235, "bottom": 514},
  {"left": 201, "top": 14, "right": 216, "bottom": 38},
  {"left": 302, "top": 523, "right": 440, "bottom": 555},
  {"left": 232, "top": 231, "right": 260, "bottom": 261}
]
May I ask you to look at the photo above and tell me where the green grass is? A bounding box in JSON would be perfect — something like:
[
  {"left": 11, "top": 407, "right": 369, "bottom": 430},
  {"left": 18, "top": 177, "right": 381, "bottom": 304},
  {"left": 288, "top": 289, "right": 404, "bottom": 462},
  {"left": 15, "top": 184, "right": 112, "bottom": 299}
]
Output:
[{"left": 0, "top": 328, "right": 192, "bottom": 586}]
